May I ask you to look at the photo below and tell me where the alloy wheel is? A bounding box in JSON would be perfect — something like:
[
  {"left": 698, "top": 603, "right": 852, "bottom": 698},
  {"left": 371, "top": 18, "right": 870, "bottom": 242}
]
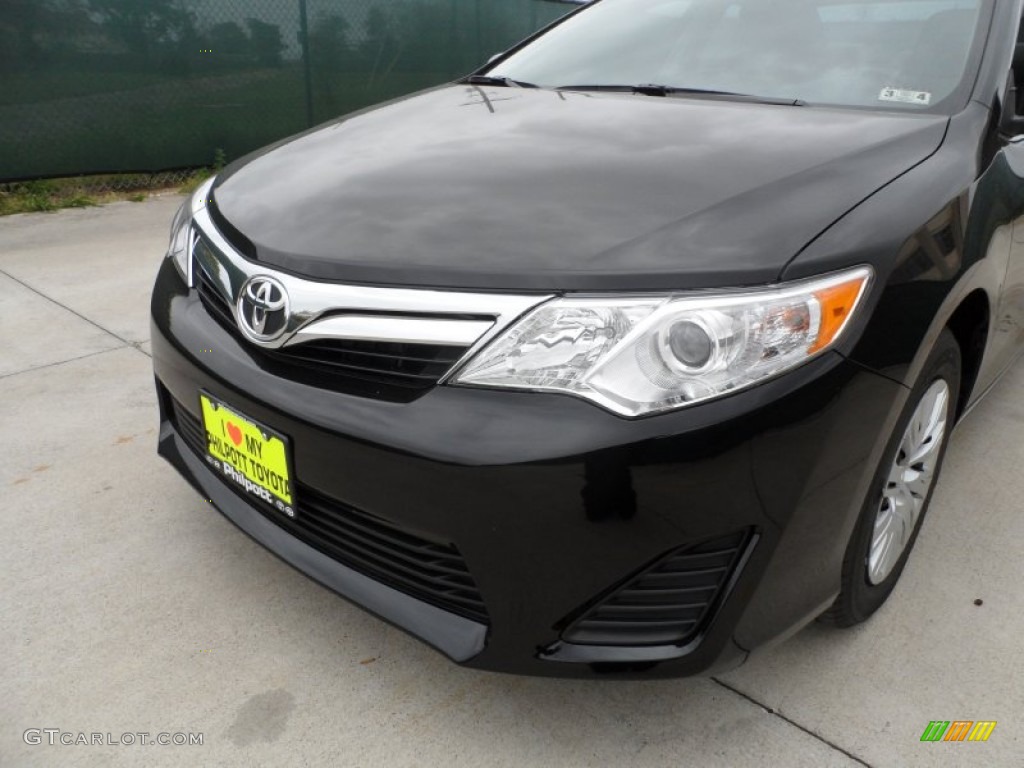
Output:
[{"left": 867, "top": 379, "right": 950, "bottom": 585}]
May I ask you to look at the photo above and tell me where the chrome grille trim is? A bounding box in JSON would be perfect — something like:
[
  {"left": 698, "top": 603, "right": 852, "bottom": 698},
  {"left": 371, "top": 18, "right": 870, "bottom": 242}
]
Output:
[
  {"left": 288, "top": 315, "right": 495, "bottom": 347},
  {"left": 189, "top": 179, "right": 553, "bottom": 378}
]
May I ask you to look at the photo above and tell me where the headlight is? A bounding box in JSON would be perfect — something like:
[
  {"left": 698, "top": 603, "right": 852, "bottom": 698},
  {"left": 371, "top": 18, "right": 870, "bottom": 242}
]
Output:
[
  {"left": 453, "top": 266, "right": 872, "bottom": 417},
  {"left": 166, "top": 181, "right": 212, "bottom": 287}
]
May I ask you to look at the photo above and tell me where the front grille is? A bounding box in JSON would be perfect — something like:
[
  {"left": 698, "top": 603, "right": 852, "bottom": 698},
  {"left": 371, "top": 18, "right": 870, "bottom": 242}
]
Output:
[
  {"left": 194, "top": 244, "right": 236, "bottom": 330},
  {"left": 192, "top": 252, "right": 469, "bottom": 402},
  {"left": 264, "top": 339, "right": 468, "bottom": 392},
  {"left": 169, "top": 396, "right": 489, "bottom": 624},
  {"left": 560, "top": 531, "right": 752, "bottom": 647}
]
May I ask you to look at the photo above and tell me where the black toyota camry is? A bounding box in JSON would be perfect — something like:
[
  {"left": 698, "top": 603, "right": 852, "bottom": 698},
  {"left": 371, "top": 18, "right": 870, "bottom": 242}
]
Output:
[{"left": 152, "top": 0, "right": 1024, "bottom": 677}]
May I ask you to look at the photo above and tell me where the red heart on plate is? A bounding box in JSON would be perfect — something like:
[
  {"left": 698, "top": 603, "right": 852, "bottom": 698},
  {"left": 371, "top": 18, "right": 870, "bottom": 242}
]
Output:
[{"left": 227, "top": 422, "right": 243, "bottom": 446}]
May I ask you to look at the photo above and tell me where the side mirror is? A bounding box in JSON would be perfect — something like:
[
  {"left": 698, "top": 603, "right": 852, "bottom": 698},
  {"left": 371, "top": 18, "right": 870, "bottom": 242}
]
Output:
[
  {"left": 1000, "top": 69, "right": 1024, "bottom": 138},
  {"left": 1003, "top": 115, "right": 1024, "bottom": 138}
]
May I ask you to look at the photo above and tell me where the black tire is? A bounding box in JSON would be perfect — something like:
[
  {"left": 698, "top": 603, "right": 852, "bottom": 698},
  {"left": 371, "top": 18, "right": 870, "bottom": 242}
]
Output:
[{"left": 819, "top": 329, "right": 961, "bottom": 627}]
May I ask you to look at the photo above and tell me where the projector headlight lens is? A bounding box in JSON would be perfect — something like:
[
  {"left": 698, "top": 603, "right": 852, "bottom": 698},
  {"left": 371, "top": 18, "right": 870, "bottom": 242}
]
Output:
[{"left": 453, "top": 266, "right": 872, "bottom": 417}]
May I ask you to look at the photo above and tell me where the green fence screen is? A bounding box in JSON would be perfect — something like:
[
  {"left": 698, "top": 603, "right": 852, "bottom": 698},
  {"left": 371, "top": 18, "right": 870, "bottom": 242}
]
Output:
[{"left": 0, "top": 0, "right": 579, "bottom": 181}]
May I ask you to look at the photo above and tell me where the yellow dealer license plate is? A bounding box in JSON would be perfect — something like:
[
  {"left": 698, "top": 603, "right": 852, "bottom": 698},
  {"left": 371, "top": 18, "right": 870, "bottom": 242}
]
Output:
[{"left": 199, "top": 393, "right": 295, "bottom": 518}]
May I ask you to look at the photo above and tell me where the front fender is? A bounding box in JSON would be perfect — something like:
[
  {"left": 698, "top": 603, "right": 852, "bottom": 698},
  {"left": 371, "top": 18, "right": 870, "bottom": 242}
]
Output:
[{"left": 782, "top": 103, "right": 1012, "bottom": 403}]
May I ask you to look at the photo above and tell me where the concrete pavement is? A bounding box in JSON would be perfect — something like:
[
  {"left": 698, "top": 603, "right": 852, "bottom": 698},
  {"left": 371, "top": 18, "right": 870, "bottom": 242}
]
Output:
[{"left": 1, "top": 197, "right": 1021, "bottom": 767}]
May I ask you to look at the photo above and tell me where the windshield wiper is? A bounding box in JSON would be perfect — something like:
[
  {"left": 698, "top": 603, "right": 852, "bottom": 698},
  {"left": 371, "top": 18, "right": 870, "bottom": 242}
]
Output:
[
  {"left": 556, "top": 84, "right": 805, "bottom": 106},
  {"left": 464, "top": 75, "right": 540, "bottom": 89}
]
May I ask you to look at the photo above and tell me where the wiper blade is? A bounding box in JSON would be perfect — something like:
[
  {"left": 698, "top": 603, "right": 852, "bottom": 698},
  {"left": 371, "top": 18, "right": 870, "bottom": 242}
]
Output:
[
  {"left": 556, "top": 84, "right": 805, "bottom": 106},
  {"left": 660, "top": 86, "right": 806, "bottom": 106},
  {"left": 556, "top": 84, "right": 673, "bottom": 96},
  {"left": 464, "top": 75, "right": 539, "bottom": 89}
]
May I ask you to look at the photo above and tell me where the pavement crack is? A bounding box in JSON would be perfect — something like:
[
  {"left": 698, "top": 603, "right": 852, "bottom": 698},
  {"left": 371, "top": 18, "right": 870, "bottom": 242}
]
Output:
[
  {"left": 128, "top": 340, "right": 152, "bottom": 358},
  {"left": 0, "top": 347, "right": 129, "bottom": 380},
  {"left": 711, "top": 677, "right": 874, "bottom": 768},
  {"left": 0, "top": 266, "right": 135, "bottom": 346}
]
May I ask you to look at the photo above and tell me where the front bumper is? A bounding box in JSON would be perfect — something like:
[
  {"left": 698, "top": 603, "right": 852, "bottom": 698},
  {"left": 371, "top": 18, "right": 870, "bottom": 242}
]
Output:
[{"left": 152, "top": 259, "right": 908, "bottom": 678}]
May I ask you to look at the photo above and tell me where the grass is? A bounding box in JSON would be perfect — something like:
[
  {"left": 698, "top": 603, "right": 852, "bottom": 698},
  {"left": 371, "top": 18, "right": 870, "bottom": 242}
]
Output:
[
  {"left": 178, "top": 168, "right": 215, "bottom": 194},
  {"left": 0, "top": 180, "right": 86, "bottom": 215},
  {"left": 0, "top": 170, "right": 214, "bottom": 216}
]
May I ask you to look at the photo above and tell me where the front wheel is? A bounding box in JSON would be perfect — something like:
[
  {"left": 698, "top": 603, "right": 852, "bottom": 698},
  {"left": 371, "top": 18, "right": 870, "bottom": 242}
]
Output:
[{"left": 819, "top": 329, "right": 961, "bottom": 627}]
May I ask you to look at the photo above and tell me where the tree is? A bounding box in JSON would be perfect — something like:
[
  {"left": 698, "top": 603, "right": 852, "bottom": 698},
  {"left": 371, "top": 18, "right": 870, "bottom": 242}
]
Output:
[
  {"left": 87, "top": 0, "right": 195, "bottom": 66},
  {"left": 0, "top": 0, "right": 91, "bottom": 71},
  {"left": 392, "top": 1, "right": 462, "bottom": 75},
  {"left": 360, "top": 6, "right": 402, "bottom": 85},
  {"left": 246, "top": 18, "right": 284, "bottom": 67},
  {"left": 308, "top": 13, "right": 352, "bottom": 72},
  {"left": 207, "top": 21, "right": 248, "bottom": 58}
]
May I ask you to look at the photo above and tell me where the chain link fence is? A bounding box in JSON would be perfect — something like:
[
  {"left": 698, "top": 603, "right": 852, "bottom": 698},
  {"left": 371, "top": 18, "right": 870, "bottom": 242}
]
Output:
[{"left": 0, "top": 0, "right": 580, "bottom": 190}]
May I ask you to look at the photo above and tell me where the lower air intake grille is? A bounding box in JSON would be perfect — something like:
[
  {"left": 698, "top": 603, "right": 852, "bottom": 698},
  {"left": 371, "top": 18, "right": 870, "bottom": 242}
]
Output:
[
  {"left": 560, "top": 531, "right": 752, "bottom": 647},
  {"left": 169, "top": 395, "right": 489, "bottom": 624}
]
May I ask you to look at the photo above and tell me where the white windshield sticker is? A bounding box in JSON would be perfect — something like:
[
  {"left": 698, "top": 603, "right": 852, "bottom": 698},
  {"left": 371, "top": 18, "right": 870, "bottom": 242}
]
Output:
[{"left": 879, "top": 87, "right": 932, "bottom": 106}]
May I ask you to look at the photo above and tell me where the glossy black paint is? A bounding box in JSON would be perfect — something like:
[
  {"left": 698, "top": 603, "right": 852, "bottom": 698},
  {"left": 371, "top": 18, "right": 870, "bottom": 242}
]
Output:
[
  {"left": 212, "top": 89, "right": 947, "bottom": 292},
  {"left": 152, "top": 259, "right": 906, "bottom": 677},
  {"left": 154, "top": 0, "right": 1024, "bottom": 677},
  {"left": 157, "top": 414, "right": 488, "bottom": 663}
]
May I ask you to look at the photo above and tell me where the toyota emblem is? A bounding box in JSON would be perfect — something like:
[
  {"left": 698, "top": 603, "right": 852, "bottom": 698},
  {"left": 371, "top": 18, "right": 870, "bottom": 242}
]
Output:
[{"left": 237, "top": 276, "right": 289, "bottom": 342}]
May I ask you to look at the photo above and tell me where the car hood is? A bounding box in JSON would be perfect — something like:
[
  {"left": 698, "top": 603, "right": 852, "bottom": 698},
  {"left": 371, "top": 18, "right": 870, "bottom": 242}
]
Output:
[{"left": 212, "top": 85, "right": 948, "bottom": 292}]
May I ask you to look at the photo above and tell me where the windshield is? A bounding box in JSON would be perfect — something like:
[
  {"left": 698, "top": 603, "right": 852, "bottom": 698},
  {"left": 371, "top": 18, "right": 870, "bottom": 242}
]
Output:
[{"left": 487, "top": 0, "right": 990, "bottom": 111}]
